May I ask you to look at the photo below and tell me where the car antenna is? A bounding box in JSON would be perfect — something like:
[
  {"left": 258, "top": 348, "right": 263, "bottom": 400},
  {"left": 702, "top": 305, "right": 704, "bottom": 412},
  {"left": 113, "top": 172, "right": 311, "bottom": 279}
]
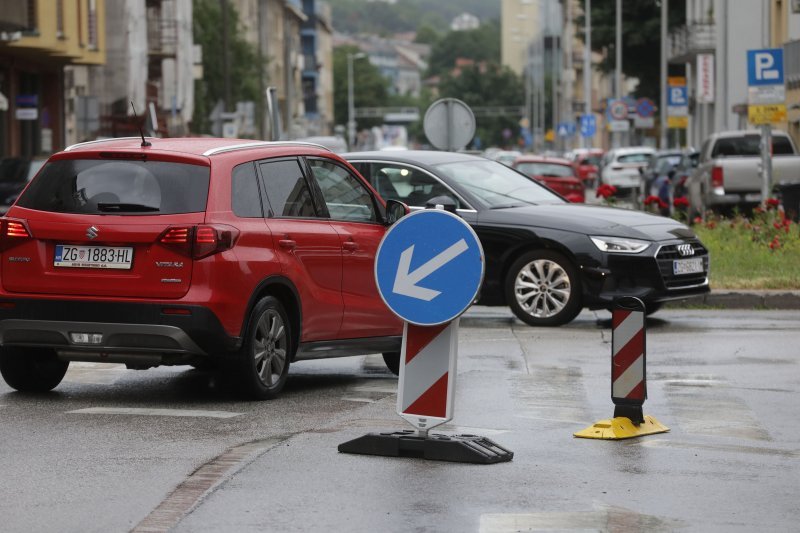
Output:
[{"left": 130, "top": 101, "right": 151, "bottom": 147}]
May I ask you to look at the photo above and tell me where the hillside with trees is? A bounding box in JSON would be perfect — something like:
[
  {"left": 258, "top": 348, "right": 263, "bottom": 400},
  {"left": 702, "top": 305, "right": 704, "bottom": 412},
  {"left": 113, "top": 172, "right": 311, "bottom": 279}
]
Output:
[{"left": 329, "top": 0, "right": 500, "bottom": 36}]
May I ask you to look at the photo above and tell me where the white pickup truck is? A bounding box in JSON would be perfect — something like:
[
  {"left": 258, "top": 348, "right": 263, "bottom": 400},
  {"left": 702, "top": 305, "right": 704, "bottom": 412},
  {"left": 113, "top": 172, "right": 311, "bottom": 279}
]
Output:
[{"left": 686, "top": 129, "right": 800, "bottom": 216}]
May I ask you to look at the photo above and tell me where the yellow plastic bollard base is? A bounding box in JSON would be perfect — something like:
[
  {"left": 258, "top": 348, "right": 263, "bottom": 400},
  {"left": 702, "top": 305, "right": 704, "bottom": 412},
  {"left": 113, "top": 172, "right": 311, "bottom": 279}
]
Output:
[{"left": 573, "top": 415, "right": 670, "bottom": 440}]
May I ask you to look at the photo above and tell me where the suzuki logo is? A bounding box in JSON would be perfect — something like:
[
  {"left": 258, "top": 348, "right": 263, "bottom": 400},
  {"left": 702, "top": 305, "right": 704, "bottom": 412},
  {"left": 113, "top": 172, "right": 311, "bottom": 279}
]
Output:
[
  {"left": 86, "top": 226, "right": 99, "bottom": 240},
  {"left": 677, "top": 244, "right": 695, "bottom": 256}
]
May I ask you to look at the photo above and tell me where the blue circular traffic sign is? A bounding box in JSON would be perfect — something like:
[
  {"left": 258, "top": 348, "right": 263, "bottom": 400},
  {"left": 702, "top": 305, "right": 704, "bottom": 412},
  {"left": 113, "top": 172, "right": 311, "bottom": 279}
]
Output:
[
  {"left": 636, "top": 98, "right": 655, "bottom": 118},
  {"left": 375, "top": 209, "right": 484, "bottom": 326}
]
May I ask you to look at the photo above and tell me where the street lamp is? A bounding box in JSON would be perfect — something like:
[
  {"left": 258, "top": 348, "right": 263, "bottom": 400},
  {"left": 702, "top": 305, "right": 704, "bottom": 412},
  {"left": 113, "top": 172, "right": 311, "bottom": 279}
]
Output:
[{"left": 347, "top": 52, "right": 366, "bottom": 149}]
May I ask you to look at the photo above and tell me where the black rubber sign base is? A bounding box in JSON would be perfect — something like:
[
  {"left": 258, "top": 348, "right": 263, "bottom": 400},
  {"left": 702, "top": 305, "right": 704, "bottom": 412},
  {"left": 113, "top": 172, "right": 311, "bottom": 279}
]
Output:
[{"left": 338, "top": 430, "right": 513, "bottom": 464}]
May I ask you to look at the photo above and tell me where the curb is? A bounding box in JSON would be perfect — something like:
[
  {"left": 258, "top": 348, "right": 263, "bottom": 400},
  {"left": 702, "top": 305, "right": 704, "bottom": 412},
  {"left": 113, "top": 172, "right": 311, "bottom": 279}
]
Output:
[{"left": 665, "top": 290, "right": 800, "bottom": 310}]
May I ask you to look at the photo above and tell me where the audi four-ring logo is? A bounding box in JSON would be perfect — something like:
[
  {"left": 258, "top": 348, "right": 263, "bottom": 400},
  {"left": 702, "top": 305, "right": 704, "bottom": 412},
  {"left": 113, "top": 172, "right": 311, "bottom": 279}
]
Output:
[
  {"left": 86, "top": 226, "right": 99, "bottom": 240},
  {"left": 677, "top": 244, "right": 694, "bottom": 256}
]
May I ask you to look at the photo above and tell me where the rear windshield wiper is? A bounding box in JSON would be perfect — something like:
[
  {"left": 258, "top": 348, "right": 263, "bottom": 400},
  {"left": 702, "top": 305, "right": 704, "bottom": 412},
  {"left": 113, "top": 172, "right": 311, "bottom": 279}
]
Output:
[{"left": 97, "top": 202, "right": 159, "bottom": 212}]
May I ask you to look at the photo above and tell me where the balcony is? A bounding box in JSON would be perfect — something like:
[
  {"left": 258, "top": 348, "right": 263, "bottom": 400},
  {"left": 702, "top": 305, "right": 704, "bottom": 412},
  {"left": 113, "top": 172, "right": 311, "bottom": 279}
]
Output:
[{"left": 668, "top": 21, "right": 716, "bottom": 63}]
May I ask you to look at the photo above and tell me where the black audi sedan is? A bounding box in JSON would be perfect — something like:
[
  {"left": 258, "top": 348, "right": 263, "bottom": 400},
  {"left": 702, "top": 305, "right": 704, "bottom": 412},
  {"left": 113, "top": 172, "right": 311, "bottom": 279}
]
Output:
[{"left": 345, "top": 150, "right": 710, "bottom": 327}]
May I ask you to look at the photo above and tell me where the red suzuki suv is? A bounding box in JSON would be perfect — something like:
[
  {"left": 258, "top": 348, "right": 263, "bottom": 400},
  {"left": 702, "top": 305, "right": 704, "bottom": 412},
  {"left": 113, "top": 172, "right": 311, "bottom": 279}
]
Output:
[{"left": 0, "top": 137, "right": 405, "bottom": 399}]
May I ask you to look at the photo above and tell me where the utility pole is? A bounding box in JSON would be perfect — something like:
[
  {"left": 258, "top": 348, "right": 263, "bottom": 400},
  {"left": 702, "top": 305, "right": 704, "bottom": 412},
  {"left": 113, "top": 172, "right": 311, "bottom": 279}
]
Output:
[
  {"left": 660, "top": 0, "right": 668, "bottom": 150},
  {"left": 614, "top": 0, "right": 622, "bottom": 148},
  {"left": 221, "top": 0, "right": 230, "bottom": 112},
  {"left": 584, "top": 0, "right": 592, "bottom": 149}
]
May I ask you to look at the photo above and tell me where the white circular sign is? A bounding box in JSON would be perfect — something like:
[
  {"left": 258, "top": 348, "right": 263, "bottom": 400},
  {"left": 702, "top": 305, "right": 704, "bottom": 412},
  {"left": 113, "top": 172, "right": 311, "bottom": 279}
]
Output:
[{"left": 423, "top": 98, "right": 476, "bottom": 152}]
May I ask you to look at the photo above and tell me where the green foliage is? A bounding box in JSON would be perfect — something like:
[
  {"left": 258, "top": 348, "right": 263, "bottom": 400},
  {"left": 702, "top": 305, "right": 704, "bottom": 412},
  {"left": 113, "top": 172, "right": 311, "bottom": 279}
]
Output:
[
  {"left": 332, "top": 46, "right": 390, "bottom": 129},
  {"left": 328, "top": 0, "right": 498, "bottom": 35},
  {"left": 414, "top": 23, "right": 441, "bottom": 45},
  {"left": 427, "top": 21, "right": 501, "bottom": 77},
  {"left": 576, "top": 0, "right": 686, "bottom": 100},
  {"left": 192, "top": 0, "right": 264, "bottom": 134},
  {"left": 692, "top": 208, "right": 800, "bottom": 290},
  {"left": 437, "top": 63, "right": 525, "bottom": 148}
]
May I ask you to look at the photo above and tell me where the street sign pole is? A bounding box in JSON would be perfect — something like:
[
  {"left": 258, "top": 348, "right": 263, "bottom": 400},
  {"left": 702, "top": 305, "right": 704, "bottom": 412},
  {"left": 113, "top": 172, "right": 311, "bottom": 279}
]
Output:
[
  {"left": 762, "top": 124, "right": 772, "bottom": 206},
  {"left": 338, "top": 209, "right": 512, "bottom": 464}
]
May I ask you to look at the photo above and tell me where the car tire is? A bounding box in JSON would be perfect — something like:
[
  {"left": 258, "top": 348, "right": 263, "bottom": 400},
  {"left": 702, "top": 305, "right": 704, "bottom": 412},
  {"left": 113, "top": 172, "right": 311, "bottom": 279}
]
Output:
[
  {"left": 505, "top": 250, "right": 583, "bottom": 327},
  {"left": 231, "top": 296, "right": 292, "bottom": 400},
  {"left": 0, "top": 347, "right": 69, "bottom": 392},
  {"left": 382, "top": 352, "right": 400, "bottom": 375}
]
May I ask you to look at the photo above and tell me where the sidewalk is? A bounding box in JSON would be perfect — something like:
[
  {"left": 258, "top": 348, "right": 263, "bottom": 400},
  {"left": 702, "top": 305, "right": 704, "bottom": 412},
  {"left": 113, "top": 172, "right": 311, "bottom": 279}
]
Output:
[{"left": 666, "top": 289, "right": 800, "bottom": 309}]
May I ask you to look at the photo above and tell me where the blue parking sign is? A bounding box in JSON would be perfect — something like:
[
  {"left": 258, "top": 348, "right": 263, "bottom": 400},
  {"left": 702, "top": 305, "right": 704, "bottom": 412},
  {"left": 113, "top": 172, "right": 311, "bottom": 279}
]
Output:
[
  {"left": 579, "top": 114, "right": 596, "bottom": 137},
  {"left": 747, "top": 48, "right": 784, "bottom": 86}
]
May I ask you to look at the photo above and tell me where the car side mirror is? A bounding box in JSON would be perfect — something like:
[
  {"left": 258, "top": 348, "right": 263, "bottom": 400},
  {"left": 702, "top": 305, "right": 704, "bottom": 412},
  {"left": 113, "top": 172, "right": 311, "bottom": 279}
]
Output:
[
  {"left": 384, "top": 199, "right": 409, "bottom": 225},
  {"left": 425, "top": 195, "right": 458, "bottom": 213}
]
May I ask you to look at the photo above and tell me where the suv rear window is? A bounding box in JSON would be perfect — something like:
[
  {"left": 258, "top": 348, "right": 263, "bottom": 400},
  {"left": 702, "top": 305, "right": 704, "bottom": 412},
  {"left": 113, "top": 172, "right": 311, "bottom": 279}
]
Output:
[
  {"left": 711, "top": 135, "right": 795, "bottom": 157},
  {"left": 16, "top": 159, "right": 210, "bottom": 214}
]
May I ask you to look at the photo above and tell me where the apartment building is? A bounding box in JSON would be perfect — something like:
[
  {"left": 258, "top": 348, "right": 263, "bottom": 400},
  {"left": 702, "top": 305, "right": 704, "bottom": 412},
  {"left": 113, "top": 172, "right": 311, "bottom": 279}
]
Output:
[{"left": 0, "top": 0, "right": 105, "bottom": 157}]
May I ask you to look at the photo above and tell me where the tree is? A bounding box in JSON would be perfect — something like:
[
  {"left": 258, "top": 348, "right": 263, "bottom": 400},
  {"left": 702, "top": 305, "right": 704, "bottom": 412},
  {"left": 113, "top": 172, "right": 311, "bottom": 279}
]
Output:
[
  {"left": 576, "top": 0, "right": 686, "bottom": 99},
  {"left": 414, "top": 23, "right": 441, "bottom": 46},
  {"left": 332, "top": 46, "right": 391, "bottom": 130},
  {"left": 427, "top": 21, "right": 501, "bottom": 77},
  {"left": 192, "top": 0, "right": 263, "bottom": 134},
  {"left": 437, "top": 63, "right": 525, "bottom": 148}
]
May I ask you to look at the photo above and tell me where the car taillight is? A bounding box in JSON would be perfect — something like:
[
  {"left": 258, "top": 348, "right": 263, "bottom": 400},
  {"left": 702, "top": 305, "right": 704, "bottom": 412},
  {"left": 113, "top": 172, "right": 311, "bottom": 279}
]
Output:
[
  {"left": 0, "top": 218, "right": 32, "bottom": 252},
  {"left": 711, "top": 166, "right": 724, "bottom": 188},
  {"left": 158, "top": 225, "right": 239, "bottom": 259}
]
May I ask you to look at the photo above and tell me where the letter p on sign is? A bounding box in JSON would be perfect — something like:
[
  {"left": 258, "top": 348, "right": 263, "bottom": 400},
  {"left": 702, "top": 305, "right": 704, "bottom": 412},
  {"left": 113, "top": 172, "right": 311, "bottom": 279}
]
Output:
[{"left": 756, "top": 53, "right": 778, "bottom": 81}]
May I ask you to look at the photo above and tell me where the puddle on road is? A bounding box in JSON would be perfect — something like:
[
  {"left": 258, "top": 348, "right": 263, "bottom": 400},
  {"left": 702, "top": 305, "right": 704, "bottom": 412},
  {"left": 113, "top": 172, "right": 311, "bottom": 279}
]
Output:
[
  {"left": 639, "top": 439, "right": 800, "bottom": 458},
  {"left": 510, "top": 367, "right": 590, "bottom": 425},
  {"left": 663, "top": 375, "right": 771, "bottom": 441}
]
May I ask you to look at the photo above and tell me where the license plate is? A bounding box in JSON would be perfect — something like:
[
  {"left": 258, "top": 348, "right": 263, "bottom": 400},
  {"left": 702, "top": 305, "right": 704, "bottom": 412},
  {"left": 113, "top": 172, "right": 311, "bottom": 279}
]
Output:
[
  {"left": 673, "top": 257, "right": 703, "bottom": 275},
  {"left": 54, "top": 245, "right": 134, "bottom": 270}
]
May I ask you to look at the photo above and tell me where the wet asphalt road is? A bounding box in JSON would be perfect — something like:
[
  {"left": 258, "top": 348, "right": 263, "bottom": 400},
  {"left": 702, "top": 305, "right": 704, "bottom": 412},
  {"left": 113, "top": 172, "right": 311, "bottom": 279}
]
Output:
[{"left": 0, "top": 307, "right": 798, "bottom": 532}]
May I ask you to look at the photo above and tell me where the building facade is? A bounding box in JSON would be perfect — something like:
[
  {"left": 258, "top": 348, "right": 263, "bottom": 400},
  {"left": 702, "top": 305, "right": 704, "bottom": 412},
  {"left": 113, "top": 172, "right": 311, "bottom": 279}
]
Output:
[
  {"left": 300, "top": 0, "right": 334, "bottom": 136},
  {"left": 0, "top": 0, "right": 105, "bottom": 158}
]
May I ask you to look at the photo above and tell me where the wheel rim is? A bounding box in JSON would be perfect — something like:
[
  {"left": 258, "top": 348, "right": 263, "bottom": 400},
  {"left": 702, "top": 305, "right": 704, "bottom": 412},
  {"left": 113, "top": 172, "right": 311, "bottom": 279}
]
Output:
[
  {"left": 514, "top": 259, "right": 571, "bottom": 319},
  {"left": 252, "top": 309, "right": 287, "bottom": 388}
]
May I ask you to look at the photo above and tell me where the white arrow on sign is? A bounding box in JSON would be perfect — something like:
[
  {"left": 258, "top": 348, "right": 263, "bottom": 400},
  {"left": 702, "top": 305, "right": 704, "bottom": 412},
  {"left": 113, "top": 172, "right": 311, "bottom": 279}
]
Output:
[{"left": 393, "top": 239, "right": 469, "bottom": 301}]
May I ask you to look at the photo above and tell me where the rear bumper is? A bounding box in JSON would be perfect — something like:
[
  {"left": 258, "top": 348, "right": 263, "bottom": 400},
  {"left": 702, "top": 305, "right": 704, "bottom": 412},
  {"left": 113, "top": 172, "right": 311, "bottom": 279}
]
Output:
[{"left": 0, "top": 300, "right": 238, "bottom": 359}]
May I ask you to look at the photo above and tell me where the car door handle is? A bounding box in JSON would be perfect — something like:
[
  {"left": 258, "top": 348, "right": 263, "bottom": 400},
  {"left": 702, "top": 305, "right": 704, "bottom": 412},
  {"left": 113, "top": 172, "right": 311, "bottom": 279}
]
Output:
[
  {"left": 343, "top": 240, "right": 358, "bottom": 252},
  {"left": 278, "top": 238, "right": 296, "bottom": 250}
]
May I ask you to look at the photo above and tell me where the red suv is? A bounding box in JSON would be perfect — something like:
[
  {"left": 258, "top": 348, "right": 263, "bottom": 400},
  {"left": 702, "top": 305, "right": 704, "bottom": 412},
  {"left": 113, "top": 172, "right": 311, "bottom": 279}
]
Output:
[{"left": 0, "top": 138, "right": 404, "bottom": 399}]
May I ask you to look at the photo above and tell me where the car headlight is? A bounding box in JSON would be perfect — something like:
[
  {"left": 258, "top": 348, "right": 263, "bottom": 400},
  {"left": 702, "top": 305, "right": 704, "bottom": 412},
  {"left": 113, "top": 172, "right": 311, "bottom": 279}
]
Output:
[{"left": 590, "top": 236, "right": 651, "bottom": 254}]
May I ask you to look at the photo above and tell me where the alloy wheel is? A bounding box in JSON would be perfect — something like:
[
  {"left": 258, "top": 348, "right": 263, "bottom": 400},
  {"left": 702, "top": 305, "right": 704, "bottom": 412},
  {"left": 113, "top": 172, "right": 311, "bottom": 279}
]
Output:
[
  {"left": 252, "top": 309, "right": 287, "bottom": 388},
  {"left": 513, "top": 258, "right": 572, "bottom": 319}
]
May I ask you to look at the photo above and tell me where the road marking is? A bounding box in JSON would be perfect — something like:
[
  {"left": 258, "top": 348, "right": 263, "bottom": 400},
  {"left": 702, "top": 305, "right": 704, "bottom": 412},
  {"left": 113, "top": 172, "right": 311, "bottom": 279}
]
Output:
[
  {"left": 480, "top": 506, "right": 682, "bottom": 532},
  {"left": 132, "top": 438, "right": 285, "bottom": 533},
  {"left": 639, "top": 439, "right": 800, "bottom": 458},
  {"left": 68, "top": 407, "right": 242, "bottom": 419},
  {"left": 64, "top": 362, "right": 127, "bottom": 385}
]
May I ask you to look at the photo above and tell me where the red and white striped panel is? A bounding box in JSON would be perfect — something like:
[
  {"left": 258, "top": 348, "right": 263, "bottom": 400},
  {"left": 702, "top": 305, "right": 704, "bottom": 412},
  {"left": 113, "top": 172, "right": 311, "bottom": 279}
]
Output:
[
  {"left": 611, "top": 307, "right": 646, "bottom": 403},
  {"left": 397, "top": 321, "right": 458, "bottom": 429}
]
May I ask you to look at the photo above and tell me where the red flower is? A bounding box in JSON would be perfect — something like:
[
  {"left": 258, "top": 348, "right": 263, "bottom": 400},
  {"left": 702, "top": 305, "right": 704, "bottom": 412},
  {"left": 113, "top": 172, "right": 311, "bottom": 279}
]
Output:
[
  {"left": 658, "top": 199, "right": 669, "bottom": 209},
  {"left": 766, "top": 198, "right": 780, "bottom": 209},
  {"left": 705, "top": 220, "right": 717, "bottom": 229},
  {"left": 595, "top": 184, "right": 617, "bottom": 199},
  {"left": 774, "top": 222, "right": 783, "bottom": 230},
  {"left": 673, "top": 196, "right": 689, "bottom": 208},
  {"left": 769, "top": 236, "right": 781, "bottom": 250},
  {"left": 644, "top": 195, "right": 660, "bottom": 206},
  {"left": 693, "top": 216, "right": 703, "bottom": 224},
  {"left": 754, "top": 206, "right": 764, "bottom": 214}
]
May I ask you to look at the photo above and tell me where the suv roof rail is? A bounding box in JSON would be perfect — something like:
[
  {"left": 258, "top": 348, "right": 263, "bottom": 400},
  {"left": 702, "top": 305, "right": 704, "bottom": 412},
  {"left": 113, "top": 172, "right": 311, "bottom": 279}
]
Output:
[
  {"left": 202, "top": 141, "right": 332, "bottom": 157},
  {"left": 64, "top": 137, "right": 151, "bottom": 151}
]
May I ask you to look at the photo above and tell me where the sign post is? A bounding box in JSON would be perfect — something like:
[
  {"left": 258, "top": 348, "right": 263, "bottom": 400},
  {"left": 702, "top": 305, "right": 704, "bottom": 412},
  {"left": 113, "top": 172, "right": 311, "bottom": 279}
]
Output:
[
  {"left": 338, "top": 209, "right": 513, "bottom": 463},
  {"left": 574, "top": 297, "right": 669, "bottom": 440},
  {"left": 747, "top": 48, "right": 785, "bottom": 207}
]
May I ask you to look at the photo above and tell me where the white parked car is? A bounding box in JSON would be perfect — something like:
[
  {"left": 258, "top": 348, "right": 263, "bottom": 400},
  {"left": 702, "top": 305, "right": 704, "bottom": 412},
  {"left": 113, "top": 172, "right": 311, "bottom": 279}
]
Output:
[{"left": 600, "top": 146, "right": 656, "bottom": 194}]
